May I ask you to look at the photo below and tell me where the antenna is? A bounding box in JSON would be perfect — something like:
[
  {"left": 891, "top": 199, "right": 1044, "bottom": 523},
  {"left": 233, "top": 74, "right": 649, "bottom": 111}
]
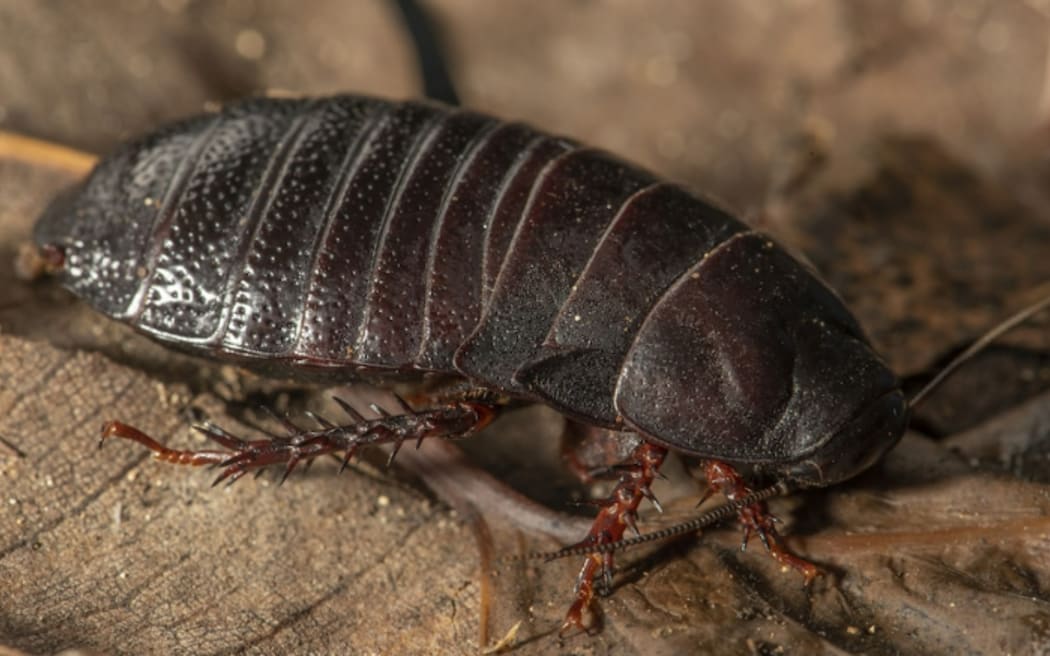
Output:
[
  {"left": 909, "top": 290, "right": 1050, "bottom": 408},
  {"left": 517, "top": 480, "right": 792, "bottom": 561}
]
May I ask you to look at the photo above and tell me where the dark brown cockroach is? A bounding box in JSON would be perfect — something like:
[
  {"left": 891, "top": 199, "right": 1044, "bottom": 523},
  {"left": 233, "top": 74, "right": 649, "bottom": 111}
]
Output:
[{"left": 33, "top": 94, "right": 909, "bottom": 632}]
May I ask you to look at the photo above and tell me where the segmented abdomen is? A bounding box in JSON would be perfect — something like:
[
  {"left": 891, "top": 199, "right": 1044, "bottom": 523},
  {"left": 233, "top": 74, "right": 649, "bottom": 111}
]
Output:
[{"left": 79, "top": 95, "right": 749, "bottom": 426}]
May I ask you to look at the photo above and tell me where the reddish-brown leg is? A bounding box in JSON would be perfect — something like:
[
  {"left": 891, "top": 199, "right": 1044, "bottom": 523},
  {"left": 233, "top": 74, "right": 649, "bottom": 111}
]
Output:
[
  {"left": 100, "top": 394, "right": 499, "bottom": 486},
  {"left": 560, "top": 421, "right": 644, "bottom": 484},
  {"left": 560, "top": 441, "right": 666, "bottom": 635},
  {"left": 702, "top": 460, "right": 819, "bottom": 584}
]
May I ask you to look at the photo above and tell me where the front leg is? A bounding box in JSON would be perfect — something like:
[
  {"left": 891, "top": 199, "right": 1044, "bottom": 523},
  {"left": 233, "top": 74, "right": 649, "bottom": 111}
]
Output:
[
  {"left": 100, "top": 392, "right": 500, "bottom": 486},
  {"left": 702, "top": 460, "right": 819, "bottom": 584},
  {"left": 559, "top": 440, "right": 667, "bottom": 635}
]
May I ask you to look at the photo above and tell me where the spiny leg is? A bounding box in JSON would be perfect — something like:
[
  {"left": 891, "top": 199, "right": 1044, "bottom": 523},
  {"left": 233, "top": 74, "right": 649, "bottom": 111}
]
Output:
[
  {"left": 100, "top": 391, "right": 500, "bottom": 486},
  {"left": 702, "top": 460, "right": 819, "bottom": 584},
  {"left": 560, "top": 420, "right": 644, "bottom": 485},
  {"left": 559, "top": 440, "right": 666, "bottom": 635}
]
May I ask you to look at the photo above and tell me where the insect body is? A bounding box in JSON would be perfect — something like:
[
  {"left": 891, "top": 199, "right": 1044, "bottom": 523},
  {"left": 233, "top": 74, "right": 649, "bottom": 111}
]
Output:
[{"left": 34, "top": 94, "right": 908, "bottom": 631}]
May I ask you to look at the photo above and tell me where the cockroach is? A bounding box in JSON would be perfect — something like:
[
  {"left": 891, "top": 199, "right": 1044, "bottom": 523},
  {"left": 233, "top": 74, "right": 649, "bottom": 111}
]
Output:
[{"left": 33, "top": 93, "right": 1032, "bottom": 634}]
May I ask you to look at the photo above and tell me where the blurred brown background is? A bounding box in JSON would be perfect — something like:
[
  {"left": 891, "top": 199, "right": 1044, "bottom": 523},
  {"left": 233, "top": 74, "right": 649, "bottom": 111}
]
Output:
[{"left": 2, "top": 1, "right": 1050, "bottom": 654}]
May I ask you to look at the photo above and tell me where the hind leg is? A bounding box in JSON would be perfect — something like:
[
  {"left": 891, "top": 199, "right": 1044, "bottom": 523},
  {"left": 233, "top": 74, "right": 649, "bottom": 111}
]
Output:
[{"left": 100, "top": 389, "right": 501, "bottom": 486}]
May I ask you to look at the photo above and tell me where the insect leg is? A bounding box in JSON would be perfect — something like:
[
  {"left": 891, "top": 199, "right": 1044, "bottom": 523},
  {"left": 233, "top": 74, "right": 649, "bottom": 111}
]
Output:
[
  {"left": 702, "top": 460, "right": 819, "bottom": 584},
  {"left": 99, "top": 394, "right": 500, "bottom": 487},
  {"left": 560, "top": 421, "right": 644, "bottom": 484},
  {"left": 558, "top": 440, "right": 666, "bottom": 636}
]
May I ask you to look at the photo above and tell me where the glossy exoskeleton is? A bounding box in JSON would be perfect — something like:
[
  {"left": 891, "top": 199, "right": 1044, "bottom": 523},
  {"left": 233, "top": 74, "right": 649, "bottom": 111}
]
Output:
[{"left": 34, "top": 94, "right": 908, "bottom": 631}]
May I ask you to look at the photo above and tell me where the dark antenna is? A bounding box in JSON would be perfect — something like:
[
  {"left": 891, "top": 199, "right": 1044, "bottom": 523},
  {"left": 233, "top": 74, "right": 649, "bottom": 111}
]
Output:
[
  {"left": 392, "top": 0, "right": 461, "bottom": 107},
  {"left": 518, "top": 481, "right": 792, "bottom": 561},
  {"left": 908, "top": 291, "right": 1050, "bottom": 408}
]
